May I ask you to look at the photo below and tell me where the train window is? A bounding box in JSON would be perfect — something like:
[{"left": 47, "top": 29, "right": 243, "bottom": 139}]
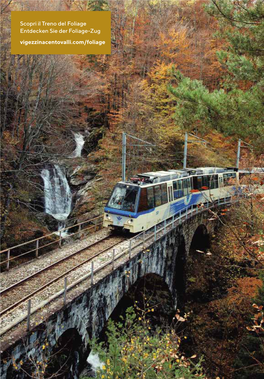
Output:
[
  {"left": 173, "top": 181, "right": 177, "bottom": 199},
  {"left": 183, "top": 179, "right": 188, "bottom": 195},
  {"left": 147, "top": 187, "right": 155, "bottom": 209},
  {"left": 182, "top": 179, "right": 185, "bottom": 195},
  {"left": 223, "top": 173, "right": 236, "bottom": 186},
  {"left": 187, "top": 177, "right": 192, "bottom": 191},
  {"left": 154, "top": 185, "right": 162, "bottom": 207},
  {"left": 179, "top": 180, "right": 183, "bottom": 198},
  {"left": 108, "top": 184, "right": 139, "bottom": 211},
  {"left": 196, "top": 176, "right": 203, "bottom": 190},
  {"left": 138, "top": 188, "right": 148, "bottom": 212},
  {"left": 239, "top": 172, "right": 250, "bottom": 179},
  {"left": 214, "top": 175, "right": 219, "bottom": 188},
  {"left": 202, "top": 176, "right": 209, "bottom": 189},
  {"left": 161, "top": 183, "right": 168, "bottom": 204},
  {"left": 184, "top": 177, "right": 191, "bottom": 195},
  {"left": 239, "top": 172, "right": 251, "bottom": 184},
  {"left": 173, "top": 180, "right": 183, "bottom": 199},
  {"left": 209, "top": 175, "right": 218, "bottom": 189}
]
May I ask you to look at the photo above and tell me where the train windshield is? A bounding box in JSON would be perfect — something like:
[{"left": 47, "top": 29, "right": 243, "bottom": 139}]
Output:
[{"left": 107, "top": 184, "right": 139, "bottom": 212}]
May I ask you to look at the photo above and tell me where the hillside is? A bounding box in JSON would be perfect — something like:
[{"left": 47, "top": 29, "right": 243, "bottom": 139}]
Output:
[{"left": 1, "top": 0, "right": 263, "bottom": 249}]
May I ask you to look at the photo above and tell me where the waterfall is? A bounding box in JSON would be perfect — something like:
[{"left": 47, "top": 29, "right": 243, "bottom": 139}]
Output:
[
  {"left": 41, "top": 165, "right": 72, "bottom": 227},
  {"left": 70, "top": 132, "right": 85, "bottom": 158}
]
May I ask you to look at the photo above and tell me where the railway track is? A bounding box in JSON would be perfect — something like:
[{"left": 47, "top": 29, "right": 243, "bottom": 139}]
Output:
[{"left": 0, "top": 234, "right": 126, "bottom": 319}]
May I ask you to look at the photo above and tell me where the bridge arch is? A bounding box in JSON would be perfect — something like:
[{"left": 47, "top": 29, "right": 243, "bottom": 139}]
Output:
[
  {"left": 190, "top": 224, "right": 210, "bottom": 254},
  {"left": 172, "top": 235, "right": 186, "bottom": 308},
  {"left": 45, "top": 328, "right": 85, "bottom": 379},
  {"left": 99, "top": 273, "right": 174, "bottom": 340}
]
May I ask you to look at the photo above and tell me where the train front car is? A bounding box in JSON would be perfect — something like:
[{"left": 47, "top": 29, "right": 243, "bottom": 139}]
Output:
[
  {"left": 103, "top": 182, "right": 140, "bottom": 233},
  {"left": 103, "top": 170, "right": 189, "bottom": 233}
]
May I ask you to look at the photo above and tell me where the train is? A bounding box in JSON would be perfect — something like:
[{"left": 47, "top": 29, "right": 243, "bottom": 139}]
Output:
[{"left": 103, "top": 167, "right": 264, "bottom": 233}]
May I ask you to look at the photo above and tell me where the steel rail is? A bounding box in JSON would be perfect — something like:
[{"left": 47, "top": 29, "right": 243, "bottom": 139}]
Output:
[
  {"left": 0, "top": 234, "right": 114, "bottom": 296},
  {"left": 0, "top": 236, "right": 125, "bottom": 318}
]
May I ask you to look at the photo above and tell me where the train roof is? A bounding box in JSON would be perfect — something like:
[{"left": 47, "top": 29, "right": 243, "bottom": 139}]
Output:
[
  {"left": 139, "top": 170, "right": 187, "bottom": 177},
  {"left": 129, "top": 167, "right": 229, "bottom": 184},
  {"left": 252, "top": 167, "right": 264, "bottom": 173},
  {"left": 140, "top": 167, "right": 229, "bottom": 178},
  {"left": 125, "top": 166, "right": 263, "bottom": 186},
  {"left": 189, "top": 167, "right": 227, "bottom": 174},
  {"left": 136, "top": 170, "right": 188, "bottom": 183}
]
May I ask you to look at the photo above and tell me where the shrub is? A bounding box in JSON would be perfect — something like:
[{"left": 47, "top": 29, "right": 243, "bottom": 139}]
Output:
[{"left": 84, "top": 307, "right": 205, "bottom": 379}]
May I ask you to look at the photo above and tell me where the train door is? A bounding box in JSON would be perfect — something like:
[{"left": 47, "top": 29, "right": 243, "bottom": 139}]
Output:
[
  {"left": 218, "top": 174, "right": 223, "bottom": 187},
  {"left": 168, "top": 185, "right": 173, "bottom": 202}
]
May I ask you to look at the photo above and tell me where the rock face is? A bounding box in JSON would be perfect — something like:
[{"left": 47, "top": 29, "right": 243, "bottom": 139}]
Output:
[
  {"left": 71, "top": 177, "right": 103, "bottom": 224},
  {"left": 36, "top": 212, "right": 60, "bottom": 231},
  {"left": 83, "top": 126, "right": 104, "bottom": 155},
  {"left": 68, "top": 163, "right": 97, "bottom": 186},
  {"left": 64, "top": 159, "right": 101, "bottom": 222}
]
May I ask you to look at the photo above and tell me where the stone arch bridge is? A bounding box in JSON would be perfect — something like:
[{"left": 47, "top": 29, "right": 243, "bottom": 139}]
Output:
[{"left": 1, "top": 205, "right": 223, "bottom": 378}]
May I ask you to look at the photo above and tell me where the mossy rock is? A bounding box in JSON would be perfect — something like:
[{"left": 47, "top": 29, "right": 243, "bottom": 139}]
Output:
[{"left": 83, "top": 126, "right": 105, "bottom": 155}]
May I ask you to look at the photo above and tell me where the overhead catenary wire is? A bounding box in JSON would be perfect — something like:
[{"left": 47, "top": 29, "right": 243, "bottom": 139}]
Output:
[{"left": 103, "top": 128, "right": 254, "bottom": 177}]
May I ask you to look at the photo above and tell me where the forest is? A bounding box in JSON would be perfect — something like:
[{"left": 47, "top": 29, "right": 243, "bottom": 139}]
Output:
[
  {"left": 1, "top": 0, "right": 263, "bottom": 246},
  {"left": 0, "top": 0, "right": 264, "bottom": 378}
]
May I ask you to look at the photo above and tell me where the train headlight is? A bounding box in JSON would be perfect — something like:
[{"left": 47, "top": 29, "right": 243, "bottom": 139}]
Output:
[
  {"left": 106, "top": 214, "right": 111, "bottom": 219},
  {"left": 127, "top": 219, "right": 133, "bottom": 224}
]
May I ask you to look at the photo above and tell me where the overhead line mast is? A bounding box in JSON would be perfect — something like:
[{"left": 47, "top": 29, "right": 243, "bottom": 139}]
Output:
[
  {"left": 183, "top": 132, "right": 208, "bottom": 169},
  {"left": 122, "top": 132, "right": 155, "bottom": 182},
  {"left": 236, "top": 139, "right": 253, "bottom": 169}
]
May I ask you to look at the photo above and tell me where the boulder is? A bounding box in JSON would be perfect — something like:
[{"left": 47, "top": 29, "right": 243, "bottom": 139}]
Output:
[{"left": 36, "top": 212, "right": 59, "bottom": 231}]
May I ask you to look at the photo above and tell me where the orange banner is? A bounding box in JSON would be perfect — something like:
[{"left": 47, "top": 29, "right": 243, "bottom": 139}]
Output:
[{"left": 11, "top": 11, "right": 111, "bottom": 55}]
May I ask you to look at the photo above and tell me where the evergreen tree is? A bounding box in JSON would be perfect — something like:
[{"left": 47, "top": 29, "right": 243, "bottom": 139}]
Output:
[
  {"left": 87, "top": 0, "right": 108, "bottom": 11},
  {"left": 169, "top": 0, "right": 264, "bottom": 152}
]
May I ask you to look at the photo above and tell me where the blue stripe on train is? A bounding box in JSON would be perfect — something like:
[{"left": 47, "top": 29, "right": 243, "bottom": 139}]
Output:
[
  {"left": 170, "top": 193, "right": 202, "bottom": 215},
  {"left": 104, "top": 207, "right": 154, "bottom": 218},
  {"left": 104, "top": 193, "right": 202, "bottom": 219}
]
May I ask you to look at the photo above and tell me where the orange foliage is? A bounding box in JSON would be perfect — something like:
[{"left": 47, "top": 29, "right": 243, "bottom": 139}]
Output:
[
  {"left": 228, "top": 277, "right": 262, "bottom": 304},
  {"left": 67, "top": 0, "right": 224, "bottom": 133}
]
